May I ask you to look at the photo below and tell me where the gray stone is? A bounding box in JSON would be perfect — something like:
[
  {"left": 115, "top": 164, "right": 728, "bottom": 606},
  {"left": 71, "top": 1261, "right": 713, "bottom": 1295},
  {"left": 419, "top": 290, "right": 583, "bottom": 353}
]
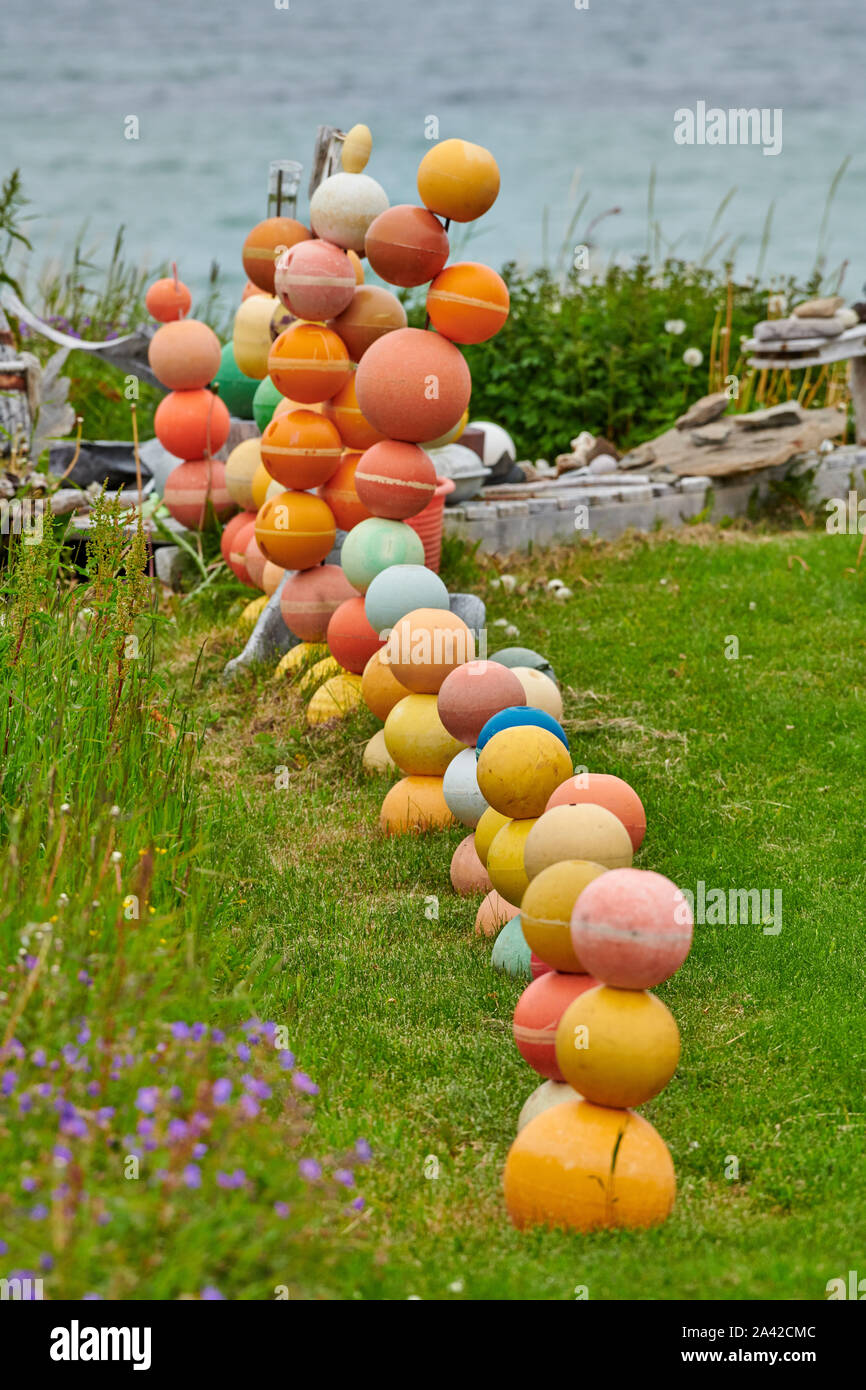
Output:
[
  {"left": 222, "top": 572, "right": 298, "bottom": 682},
  {"left": 675, "top": 391, "right": 729, "bottom": 431},
  {"left": 154, "top": 544, "right": 196, "bottom": 590},
  {"left": 678, "top": 476, "right": 711, "bottom": 492},
  {"left": 792, "top": 296, "right": 844, "bottom": 319},
  {"left": 449, "top": 592, "right": 486, "bottom": 632},
  {"left": 735, "top": 402, "right": 805, "bottom": 430},
  {"left": 690, "top": 421, "right": 732, "bottom": 446}
]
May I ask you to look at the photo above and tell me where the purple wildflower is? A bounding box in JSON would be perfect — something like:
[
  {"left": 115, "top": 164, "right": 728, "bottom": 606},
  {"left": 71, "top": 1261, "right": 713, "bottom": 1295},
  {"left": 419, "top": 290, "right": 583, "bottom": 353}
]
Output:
[
  {"left": 334, "top": 1169, "right": 354, "bottom": 1188},
  {"left": 298, "top": 1159, "right": 321, "bottom": 1182},
  {"left": 182, "top": 1165, "right": 201, "bottom": 1189},
  {"left": 192, "top": 1143, "right": 207, "bottom": 1159},
  {"left": 21, "top": 1176, "right": 38, "bottom": 1192},
  {"left": 30, "top": 1205, "right": 49, "bottom": 1221},
  {"left": 274, "top": 1201, "right": 290, "bottom": 1218},
  {"left": 1, "top": 1070, "right": 17, "bottom": 1096},
  {"left": 167, "top": 1119, "right": 188, "bottom": 1143},
  {"left": 136, "top": 1086, "right": 159, "bottom": 1113},
  {"left": 292, "top": 1072, "right": 319, "bottom": 1096},
  {"left": 170, "top": 1023, "right": 190, "bottom": 1040},
  {"left": 212, "top": 1079, "right": 232, "bottom": 1105},
  {"left": 355, "top": 1138, "right": 372, "bottom": 1162},
  {"left": 278, "top": 1050, "right": 295, "bottom": 1069},
  {"left": 53, "top": 1144, "right": 73, "bottom": 1165},
  {"left": 238, "top": 1095, "right": 259, "bottom": 1120},
  {"left": 236, "top": 1043, "right": 251, "bottom": 1063},
  {"left": 201, "top": 1287, "right": 225, "bottom": 1300}
]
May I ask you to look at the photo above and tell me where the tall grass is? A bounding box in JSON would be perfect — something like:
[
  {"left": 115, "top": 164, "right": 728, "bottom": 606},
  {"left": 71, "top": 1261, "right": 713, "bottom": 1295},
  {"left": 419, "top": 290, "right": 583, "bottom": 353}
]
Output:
[{"left": 0, "top": 501, "right": 368, "bottom": 1299}]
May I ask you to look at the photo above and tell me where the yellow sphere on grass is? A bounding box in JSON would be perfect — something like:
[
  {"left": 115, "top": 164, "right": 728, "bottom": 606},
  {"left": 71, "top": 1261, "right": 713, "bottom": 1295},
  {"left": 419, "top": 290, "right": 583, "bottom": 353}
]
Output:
[
  {"left": 511, "top": 667, "right": 563, "bottom": 722},
  {"left": 306, "top": 673, "right": 363, "bottom": 725},
  {"left": 273, "top": 642, "right": 328, "bottom": 678},
  {"left": 474, "top": 805, "right": 510, "bottom": 867},
  {"left": 524, "top": 803, "right": 633, "bottom": 881},
  {"left": 384, "top": 693, "right": 466, "bottom": 776},
  {"left": 504, "top": 1099, "right": 676, "bottom": 1232},
  {"left": 238, "top": 594, "right": 268, "bottom": 630},
  {"left": 519, "top": 860, "right": 607, "bottom": 972},
  {"left": 476, "top": 726, "right": 573, "bottom": 819},
  {"left": 299, "top": 656, "right": 345, "bottom": 695},
  {"left": 417, "top": 139, "right": 500, "bottom": 223},
  {"left": 486, "top": 817, "right": 538, "bottom": 906},
  {"left": 555, "top": 985, "right": 681, "bottom": 1109}
]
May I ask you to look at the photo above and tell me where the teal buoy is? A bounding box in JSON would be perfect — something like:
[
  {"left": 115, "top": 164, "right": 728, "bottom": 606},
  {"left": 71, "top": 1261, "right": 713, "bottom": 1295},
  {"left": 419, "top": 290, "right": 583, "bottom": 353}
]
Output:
[
  {"left": 489, "top": 646, "right": 557, "bottom": 684},
  {"left": 212, "top": 342, "right": 258, "bottom": 419},
  {"left": 491, "top": 914, "right": 531, "bottom": 978},
  {"left": 253, "top": 375, "right": 284, "bottom": 432}
]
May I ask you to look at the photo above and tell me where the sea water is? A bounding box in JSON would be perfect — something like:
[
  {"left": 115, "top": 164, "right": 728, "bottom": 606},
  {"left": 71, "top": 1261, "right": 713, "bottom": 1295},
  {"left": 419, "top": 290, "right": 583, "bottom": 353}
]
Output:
[{"left": 2, "top": 0, "right": 863, "bottom": 300}]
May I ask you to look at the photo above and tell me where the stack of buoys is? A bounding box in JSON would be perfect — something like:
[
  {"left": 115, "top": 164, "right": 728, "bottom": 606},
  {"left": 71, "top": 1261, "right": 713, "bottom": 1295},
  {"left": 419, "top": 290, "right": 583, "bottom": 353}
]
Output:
[
  {"left": 487, "top": 750, "right": 693, "bottom": 1233},
  {"left": 146, "top": 271, "right": 234, "bottom": 532}
]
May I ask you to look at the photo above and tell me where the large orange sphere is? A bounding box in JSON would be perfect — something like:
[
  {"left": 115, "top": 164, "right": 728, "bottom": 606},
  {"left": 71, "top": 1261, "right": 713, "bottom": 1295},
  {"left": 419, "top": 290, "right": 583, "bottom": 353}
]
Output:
[
  {"left": 145, "top": 276, "right": 192, "bottom": 322},
  {"left": 321, "top": 375, "right": 387, "bottom": 451},
  {"left": 318, "top": 452, "right": 374, "bottom": 530},
  {"left": 417, "top": 139, "right": 500, "bottom": 223},
  {"left": 279, "top": 564, "right": 356, "bottom": 642},
  {"left": 326, "top": 596, "right": 385, "bottom": 674},
  {"left": 148, "top": 319, "right": 222, "bottom": 391},
  {"left": 379, "top": 775, "right": 454, "bottom": 834},
  {"left": 383, "top": 608, "right": 475, "bottom": 693},
  {"left": 364, "top": 205, "right": 450, "bottom": 287},
  {"left": 328, "top": 285, "right": 407, "bottom": 362},
  {"left": 274, "top": 239, "right": 357, "bottom": 321},
  {"left": 154, "top": 390, "right": 230, "bottom": 460},
  {"left": 361, "top": 648, "right": 411, "bottom": 721},
  {"left": 355, "top": 327, "right": 471, "bottom": 443},
  {"left": 242, "top": 217, "right": 311, "bottom": 293},
  {"left": 426, "top": 262, "right": 510, "bottom": 344},
  {"left": 254, "top": 491, "right": 336, "bottom": 570},
  {"left": 503, "top": 1101, "right": 676, "bottom": 1232},
  {"left": 354, "top": 440, "right": 437, "bottom": 520},
  {"left": 268, "top": 322, "right": 351, "bottom": 404},
  {"left": 163, "top": 459, "right": 233, "bottom": 530},
  {"left": 545, "top": 772, "right": 647, "bottom": 852},
  {"left": 260, "top": 409, "right": 343, "bottom": 490}
]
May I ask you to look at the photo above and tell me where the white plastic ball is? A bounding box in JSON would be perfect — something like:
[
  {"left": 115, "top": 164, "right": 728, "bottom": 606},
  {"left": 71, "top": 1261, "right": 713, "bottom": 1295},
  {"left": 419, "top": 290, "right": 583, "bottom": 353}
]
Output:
[
  {"left": 443, "top": 747, "right": 488, "bottom": 827},
  {"left": 364, "top": 564, "right": 450, "bottom": 635},
  {"left": 310, "top": 172, "right": 389, "bottom": 253}
]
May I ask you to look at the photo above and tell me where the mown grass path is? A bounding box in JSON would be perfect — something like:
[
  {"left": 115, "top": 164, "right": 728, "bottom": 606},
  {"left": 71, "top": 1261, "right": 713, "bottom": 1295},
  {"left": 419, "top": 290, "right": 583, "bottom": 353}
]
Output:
[{"left": 167, "top": 523, "right": 865, "bottom": 1300}]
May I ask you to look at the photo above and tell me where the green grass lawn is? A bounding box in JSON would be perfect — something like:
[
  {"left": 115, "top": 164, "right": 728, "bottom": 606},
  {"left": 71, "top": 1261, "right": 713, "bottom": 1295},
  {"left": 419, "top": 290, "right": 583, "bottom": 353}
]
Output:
[{"left": 2, "top": 513, "right": 864, "bottom": 1300}]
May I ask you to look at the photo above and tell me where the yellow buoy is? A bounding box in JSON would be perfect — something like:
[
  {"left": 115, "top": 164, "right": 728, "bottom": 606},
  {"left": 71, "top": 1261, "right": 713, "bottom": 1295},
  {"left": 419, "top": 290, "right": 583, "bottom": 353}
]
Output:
[
  {"left": 341, "top": 123, "right": 373, "bottom": 174},
  {"left": 486, "top": 817, "right": 538, "bottom": 906},
  {"left": 273, "top": 642, "right": 328, "bottom": 678},
  {"left": 306, "top": 673, "right": 363, "bottom": 725}
]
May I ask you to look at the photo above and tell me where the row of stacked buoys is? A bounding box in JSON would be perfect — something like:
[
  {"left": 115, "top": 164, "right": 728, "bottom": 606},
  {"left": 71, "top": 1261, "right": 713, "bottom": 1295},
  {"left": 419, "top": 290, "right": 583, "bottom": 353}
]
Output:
[
  {"left": 424, "top": 635, "right": 694, "bottom": 1232},
  {"left": 466, "top": 689, "right": 693, "bottom": 1232},
  {"left": 145, "top": 271, "right": 234, "bottom": 527}
]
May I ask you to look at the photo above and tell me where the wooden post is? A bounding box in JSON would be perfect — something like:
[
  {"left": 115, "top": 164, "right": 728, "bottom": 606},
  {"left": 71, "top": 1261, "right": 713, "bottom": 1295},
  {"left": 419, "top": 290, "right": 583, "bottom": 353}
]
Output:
[{"left": 848, "top": 357, "right": 866, "bottom": 445}]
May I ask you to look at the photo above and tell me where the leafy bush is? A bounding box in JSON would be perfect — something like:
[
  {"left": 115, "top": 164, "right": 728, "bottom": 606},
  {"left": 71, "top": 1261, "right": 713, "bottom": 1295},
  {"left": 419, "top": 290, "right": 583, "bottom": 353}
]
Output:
[{"left": 410, "top": 259, "right": 823, "bottom": 460}]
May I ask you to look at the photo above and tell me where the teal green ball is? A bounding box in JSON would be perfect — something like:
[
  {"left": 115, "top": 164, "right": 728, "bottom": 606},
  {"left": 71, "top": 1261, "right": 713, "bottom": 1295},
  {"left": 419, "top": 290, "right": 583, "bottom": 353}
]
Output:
[
  {"left": 491, "top": 914, "right": 532, "bottom": 978},
  {"left": 252, "top": 375, "right": 284, "bottom": 432},
  {"left": 340, "top": 518, "right": 425, "bottom": 595},
  {"left": 490, "top": 645, "right": 557, "bottom": 684},
  {"left": 212, "top": 343, "right": 258, "bottom": 419},
  {"left": 364, "top": 563, "right": 449, "bottom": 633}
]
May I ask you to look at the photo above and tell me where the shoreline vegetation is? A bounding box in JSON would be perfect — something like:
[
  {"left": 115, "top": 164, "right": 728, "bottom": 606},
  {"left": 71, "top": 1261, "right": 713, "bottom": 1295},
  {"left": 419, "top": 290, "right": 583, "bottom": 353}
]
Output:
[{"left": 0, "top": 162, "right": 855, "bottom": 461}]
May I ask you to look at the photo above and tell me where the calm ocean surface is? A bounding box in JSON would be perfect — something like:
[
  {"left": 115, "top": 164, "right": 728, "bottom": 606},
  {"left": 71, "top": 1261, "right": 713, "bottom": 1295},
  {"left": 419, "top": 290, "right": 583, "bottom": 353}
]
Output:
[{"left": 2, "top": 0, "right": 864, "bottom": 303}]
